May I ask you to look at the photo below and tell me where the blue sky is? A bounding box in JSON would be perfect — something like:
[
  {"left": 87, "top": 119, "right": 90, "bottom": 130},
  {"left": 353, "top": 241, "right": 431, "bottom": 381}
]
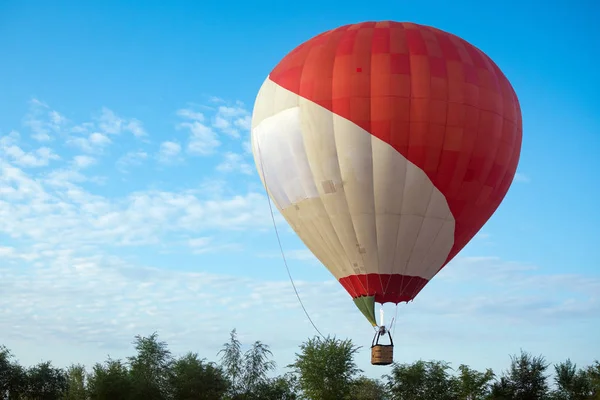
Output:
[{"left": 1, "top": 0, "right": 598, "bottom": 378}]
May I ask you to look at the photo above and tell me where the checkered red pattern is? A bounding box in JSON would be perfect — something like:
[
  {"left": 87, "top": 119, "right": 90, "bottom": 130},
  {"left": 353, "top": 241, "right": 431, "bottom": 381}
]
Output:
[{"left": 269, "top": 21, "right": 522, "bottom": 301}]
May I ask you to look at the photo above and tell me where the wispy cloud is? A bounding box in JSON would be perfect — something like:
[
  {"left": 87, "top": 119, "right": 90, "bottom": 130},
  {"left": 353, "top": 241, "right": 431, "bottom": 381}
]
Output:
[
  {"left": 187, "top": 236, "right": 242, "bottom": 254},
  {"left": 0, "top": 133, "right": 60, "bottom": 168},
  {"left": 176, "top": 108, "right": 205, "bottom": 121},
  {"left": 1, "top": 243, "right": 597, "bottom": 370},
  {"left": 72, "top": 155, "right": 96, "bottom": 170},
  {"left": 0, "top": 156, "right": 274, "bottom": 252},
  {"left": 177, "top": 113, "right": 221, "bottom": 156},
  {"left": 156, "top": 141, "right": 183, "bottom": 164},
  {"left": 216, "top": 152, "right": 254, "bottom": 175},
  {"left": 116, "top": 150, "right": 148, "bottom": 172},
  {"left": 176, "top": 100, "right": 251, "bottom": 156},
  {"left": 212, "top": 105, "right": 251, "bottom": 138},
  {"left": 257, "top": 249, "right": 318, "bottom": 263},
  {"left": 514, "top": 172, "right": 531, "bottom": 183},
  {"left": 97, "top": 108, "right": 147, "bottom": 137},
  {"left": 431, "top": 256, "right": 600, "bottom": 323},
  {"left": 23, "top": 98, "right": 68, "bottom": 142},
  {"left": 66, "top": 132, "right": 112, "bottom": 154}
]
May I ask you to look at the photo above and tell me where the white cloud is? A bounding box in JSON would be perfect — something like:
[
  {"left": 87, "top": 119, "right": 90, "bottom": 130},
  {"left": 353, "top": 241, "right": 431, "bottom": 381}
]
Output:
[
  {"left": 209, "top": 96, "right": 226, "bottom": 104},
  {"left": 187, "top": 236, "right": 241, "bottom": 254},
  {"left": 257, "top": 249, "right": 318, "bottom": 263},
  {"left": 176, "top": 108, "right": 205, "bottom": 121},
  {"left": 234, "top": 115, "right": 251, "bottom": 131},
  {"left": 0, "top": 248, "right": 343, "bottom": 367},
  {"left": 98, "top": 108, "right": 122, "bottom": 134},
  {"left": 196, "top": 178, "right": 229, "bottom": 198},
  {"left": 188, "top": 237, "right": 212, "bottom": 248},
  {"left": 514, "top": 172, "right": 531, "bottom": 183},
  {"left": 67, "top": 132, "right": 112, "bottom": 153},
  {"left": 30, "top": 129, "right": 50, "bottom": 142},
  {"left": 242, "top": 139, "right": 252, "bottom": 155},
  {"left": 23, "top": 98, "right": 68, "bottom": 142},
  {"left": 179, "top": 121, "right": 220, "bottom": 155},
  {"left": 0, "top": 156, "right": 275, "bottom": 252},
  {"left": 71, "top": 122, "right": 94, "bottom": 134},
  {"left": 280, "top": 249, "right": 316, "bottom": 261},
  {"left": 0, "top": 244, "right": 597, "bottom": 372},
  {"left": 157, "top": 141, "right": 182, "bottom": 163},
  {"left": 0, "top": 153, "right": 279, "bottom": 358},
  {"left": 43, "top": 168, "right": 88, "bottom": 187},
  {"left": 116, "top": 150, "right": 148, "bottom": 172},
  {"left": 49, "top": 110, "right": 66, "bottom": 125},
  {"left": 125, "top": 119, "right": 146, "bottom": 138},
  {"left": 216, "top": 152, "right": 253, "bottom": 175},
  {"left": 213, "top": 115, "right": 231, "bottom": 132},
  {"left": 96, "top": 108, "right": 147, "bottom": 137},
  {"left": 0, "top": 133, "right": 60, "bottom": 168},
  {"left": 174, "top": 102, "right": 251, "bottom": 157},
  {"left": 211, "top": 105, "right": 251, "bottom": 138},
  {"left": 72, "top": 155, "right": 96, "bottom": 169},
  {"left": 21, "top": 101, "right": 146, "bottom": 150},
  {"left": 90, "top": 133, "right": 111, "bottom": 145},
  {"left": 0, "top": 246, "right": 40, "bottom": 262}
]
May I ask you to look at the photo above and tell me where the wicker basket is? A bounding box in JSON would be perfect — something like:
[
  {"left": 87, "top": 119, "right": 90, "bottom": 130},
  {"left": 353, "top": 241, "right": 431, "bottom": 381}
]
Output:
[{"left": 371, "top": 344, "right": 394, "bottom": 365}]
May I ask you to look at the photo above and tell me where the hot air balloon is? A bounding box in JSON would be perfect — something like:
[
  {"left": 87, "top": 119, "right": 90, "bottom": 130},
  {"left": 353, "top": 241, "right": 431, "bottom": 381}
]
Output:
[{"left": 251, "top": 21, "right": 522, "bottom": 365}]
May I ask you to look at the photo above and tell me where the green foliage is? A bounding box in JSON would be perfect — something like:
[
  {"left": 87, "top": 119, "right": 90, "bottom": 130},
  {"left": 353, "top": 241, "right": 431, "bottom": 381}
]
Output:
[
  {"left": 169, "top": 352, "right": 228, "bottom": 400},
  {"left": 351, "top": 376, "right": 388, "bottom": 400},
  {"left": 552, "top": 359, "right": 592, "bottom": 400},
  {"left": 0, "top": 346, "right": 11, "bottom": 395},
  {"left": 455, "top": 364, "right": 495, "bottom": 400},
  {"left": 0, "top": 346, "right": 26, "bottom": 399},
  {"left": 0, "top": 333, "right": 598, "bottom": 400},
  {"left": 0, "top": 346, "right": 15, "bottom": 397},
  {"left": 23, "top": 361, "right": 68, "bottom": 400},
  {"left": 63, "top": 364, "right": 87, "bottom": 400},
  {"left": 289, "top": 335, "right": 362, "bottom": 400},
  {"left": 218, "top": 329, "right": 277, "bottom": 399},
  {"left": 490, "top": 350, "right": 550, "bottom": 400},
  {"left": 128, "top": 332, "right": 173, "bottom": 400},
  {"left": 218, "top": 329, "right": 244, "bottom": 396},
  {"left": 246, "top": 373, "right": 299, "bottom": 400},
  {"left": 242, "top": 341, "right": 276, "bottom": 394},
  {"left": 87, "top": 358, "right": 132, "bottom": 400},
  {"left": 489, "top": 376, "right": 513, "bottom": 400},
  {"left": 386, "top": 360, "right": 458, "bottom": 400},
  {"left": 587, "top": 361, "right": 600, "bottom": 400}
]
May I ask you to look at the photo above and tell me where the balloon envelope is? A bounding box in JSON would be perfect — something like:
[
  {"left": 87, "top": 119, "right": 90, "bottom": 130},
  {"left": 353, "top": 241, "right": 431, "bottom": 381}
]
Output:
[{"left": 251, "top": 21, "right": 522, "bottom": 326}]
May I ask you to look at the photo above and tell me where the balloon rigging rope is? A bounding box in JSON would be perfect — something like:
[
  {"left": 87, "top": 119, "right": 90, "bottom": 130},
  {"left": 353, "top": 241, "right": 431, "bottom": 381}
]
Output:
[
  {"left": 392, "top": 304, "right": 399, "bottom": 338},
  {"left": 256, "top": 139, "right": 326, "bottom": 339}
]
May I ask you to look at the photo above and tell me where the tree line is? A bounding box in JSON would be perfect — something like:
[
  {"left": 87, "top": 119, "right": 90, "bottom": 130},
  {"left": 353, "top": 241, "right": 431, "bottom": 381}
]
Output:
[{"left": 1, "top": 329, "right": 599, "bottom": 400}]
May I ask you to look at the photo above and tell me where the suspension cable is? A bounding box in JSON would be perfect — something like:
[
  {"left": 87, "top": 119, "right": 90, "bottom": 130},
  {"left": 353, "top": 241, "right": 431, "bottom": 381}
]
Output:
[{"left": 255, "top": 138, "right": 326, "bottom": 339}]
